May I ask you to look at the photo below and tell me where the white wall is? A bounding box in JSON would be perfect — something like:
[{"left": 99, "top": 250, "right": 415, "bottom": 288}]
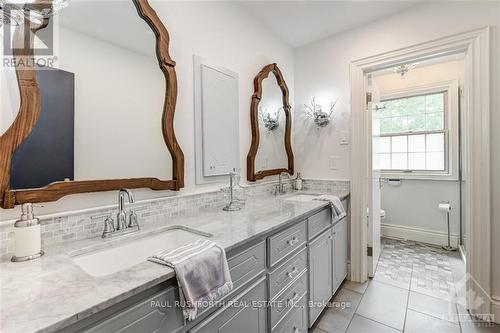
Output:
[
  {"left": 0, "top": 1, "right": 294, "bottom": 221},
  {"left": 293, "top": 0, "right": 500, "bottom": 307},
  {"left": 0, "top": 67, "right": 19, "bottom": 136},
  {"left": 0, "top": 29, "right": 20, "bottom": 136},
  {"left": 381, "top": 180, "right": 460, "bottom": 233}
]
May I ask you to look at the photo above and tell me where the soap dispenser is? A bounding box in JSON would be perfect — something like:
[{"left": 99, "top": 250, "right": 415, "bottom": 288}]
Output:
[{"left": 11, "top": 203, "right": 44, "bottom": 262}]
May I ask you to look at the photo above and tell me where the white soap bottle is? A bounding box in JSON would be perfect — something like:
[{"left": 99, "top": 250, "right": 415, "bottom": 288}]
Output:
[
  {"left": 12, "top": 203, "right": 44, "bottom": 262},
  {"left": 295, "top": 172, "right": 303, "bottom": 191}
]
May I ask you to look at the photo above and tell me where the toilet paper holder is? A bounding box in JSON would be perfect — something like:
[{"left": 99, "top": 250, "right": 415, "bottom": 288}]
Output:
[{"left": 439, "top": 201, "right": 456, "bottom": 251}]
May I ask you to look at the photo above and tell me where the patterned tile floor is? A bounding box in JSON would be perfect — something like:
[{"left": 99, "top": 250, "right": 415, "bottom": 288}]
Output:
[
  {"left": 374, "top": 239, "right": 457, "bottom": 300},
  {"left": 312, "top": 238, "right": 499, "bottom": 333}
]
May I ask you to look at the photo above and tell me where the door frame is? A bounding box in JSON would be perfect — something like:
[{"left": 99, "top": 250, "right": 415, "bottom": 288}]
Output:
[{"left": 349, "top": 27, "right": 491, "bottom": 319}]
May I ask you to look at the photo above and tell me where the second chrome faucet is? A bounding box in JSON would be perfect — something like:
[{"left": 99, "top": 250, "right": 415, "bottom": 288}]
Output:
[
  {"left": 275, "top": 172, "right": 289, "bottom": 195},
  {"left": 102, "top": 189, "right": 140, "bottom": 238}
]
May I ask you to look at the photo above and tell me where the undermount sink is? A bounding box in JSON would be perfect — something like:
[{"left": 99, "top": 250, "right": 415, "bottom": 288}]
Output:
[
  {"left": 281, "top": 193, "right": 320, "bottom": 202},
  {"left": 71, "top": 226, "right": 212, "bottom": 277}
]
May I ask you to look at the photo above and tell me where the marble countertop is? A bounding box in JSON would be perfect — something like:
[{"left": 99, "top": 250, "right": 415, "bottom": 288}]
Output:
[{"left": 0, "top": 191, "right": 349, "bottom": 333}]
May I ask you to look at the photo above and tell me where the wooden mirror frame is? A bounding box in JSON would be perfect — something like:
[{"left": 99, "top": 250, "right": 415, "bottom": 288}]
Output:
[
  {"left": 0, "top": 0, "right": 184, "bottom": 209},
  {"left": 247, "top": 63, "right": 294, "bottom": 181}
]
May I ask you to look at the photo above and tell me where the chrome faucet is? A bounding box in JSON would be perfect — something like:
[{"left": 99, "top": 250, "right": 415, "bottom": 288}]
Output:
[
  {"left": 117, "top": 188, "right": 135, "bottom": 230},
  {"left": 102, "top": 189, "right": 140, "bottom": 238},
  {"left": 275, "top": 172, "right": 289, "bottom": 195}
]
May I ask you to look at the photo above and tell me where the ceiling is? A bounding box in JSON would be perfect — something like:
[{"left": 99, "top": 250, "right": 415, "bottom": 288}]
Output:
[{"left": 239, "top": 1, "right": 422, "bottom": 48}]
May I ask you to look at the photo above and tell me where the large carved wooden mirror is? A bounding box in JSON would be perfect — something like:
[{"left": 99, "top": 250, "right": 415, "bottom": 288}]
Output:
[
  {"left": 0, "top": 0, "right": 184, "bottom": 209},
  {"left": 247, "top": 63, "right": 294, "bottom": 181}
]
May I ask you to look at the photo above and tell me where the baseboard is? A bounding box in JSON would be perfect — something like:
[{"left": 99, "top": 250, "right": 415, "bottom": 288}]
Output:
[
  {"left": 381, "top": 223, "right": 459, "bottom": 247},
  {"left": 467, "top": 275, "right": 497, "bottom": 323},
  {"left": 491, "top": 298, "right": 500, "bottom": 324},
  {"left": 459, "top": 245, "right": 466, "bottom": 262}
]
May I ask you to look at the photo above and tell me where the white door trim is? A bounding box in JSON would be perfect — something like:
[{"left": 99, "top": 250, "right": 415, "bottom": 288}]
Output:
[{"left": 349, "top": 27, "right": 491, "bottom": 318}]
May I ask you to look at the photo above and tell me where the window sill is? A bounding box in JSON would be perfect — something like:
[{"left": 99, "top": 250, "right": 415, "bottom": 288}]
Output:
[{"left": 380, "top": 172, "right": 458, "bottom": 181}]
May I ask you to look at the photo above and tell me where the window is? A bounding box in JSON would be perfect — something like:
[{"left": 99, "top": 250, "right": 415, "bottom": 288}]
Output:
[{"left": 374, "top": 92, "right": 447, "bottom": 173}]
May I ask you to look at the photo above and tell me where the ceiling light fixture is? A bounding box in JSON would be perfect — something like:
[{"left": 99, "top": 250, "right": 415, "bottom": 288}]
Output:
[
  {"left": 393, "top": 63, "right": 418, "bottom": 79},
  {"left": 0, "top": 0, "right": 68, "bottom": 28}
]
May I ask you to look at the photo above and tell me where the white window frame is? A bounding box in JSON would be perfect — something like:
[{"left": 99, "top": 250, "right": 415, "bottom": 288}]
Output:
[{"left": 378, "top": 80, "right": 460, "bottom": 180}]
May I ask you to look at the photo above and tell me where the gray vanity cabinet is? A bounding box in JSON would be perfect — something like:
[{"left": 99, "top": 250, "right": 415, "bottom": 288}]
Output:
[
  {"left": 189, "top": 277, "right": 267, "bottom": 333},
  {"left": 332, "top": 218, "right": 348, "bottom": 292},
  {"left": 307, "top": 204, "right": 349, "bottom": 329},
  {"left": 59, "top": 202, "right": 349, "bottom": 333},
  {"left": 308, "top": 228, "right": 333, "bottom": 326}
]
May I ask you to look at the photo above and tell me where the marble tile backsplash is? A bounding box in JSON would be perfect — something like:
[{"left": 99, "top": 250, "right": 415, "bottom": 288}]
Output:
[
  {"left": 0, "top": 179, "right": 349, "bottom": 261},
  {"left": 302, "top": 178, "right": 350, "bottom": 193}
]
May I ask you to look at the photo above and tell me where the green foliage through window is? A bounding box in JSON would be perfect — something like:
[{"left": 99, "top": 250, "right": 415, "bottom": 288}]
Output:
[
  {"left": 373, "top": 92, "right": 447, "bottom": 172},
  {"left": 375, "top": 92, "right": 445, "bottom": 135}
]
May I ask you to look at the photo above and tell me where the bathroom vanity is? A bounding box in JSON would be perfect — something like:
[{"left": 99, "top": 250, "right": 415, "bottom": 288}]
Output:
[
  {"left": 0, "top": 192, "right": 349, "bottom": 333},
  {"left": 65, "top": 198, "right": 347, "bottom": 333}
]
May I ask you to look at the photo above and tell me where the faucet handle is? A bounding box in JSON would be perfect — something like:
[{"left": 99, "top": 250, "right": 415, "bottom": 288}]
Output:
[
  {"left": 102, "top": 216, "right": 115, "bottom": 238},
  {"left": 128, "top": 210, "right": 139, "bottom": 229},
  {"left": 274, "top": 183, "right": 281, "bottom": 196}
]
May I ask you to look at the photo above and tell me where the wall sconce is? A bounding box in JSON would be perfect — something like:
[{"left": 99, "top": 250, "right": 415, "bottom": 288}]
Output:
[
  {"left": 259, "top": 106, "right": 282, "bottom": 133},
  {"left": 304, "top": 96, "right": 337, "bottom": 128},
  {"left": 0, "top": 0, "right": 69, "bottom": 27}
]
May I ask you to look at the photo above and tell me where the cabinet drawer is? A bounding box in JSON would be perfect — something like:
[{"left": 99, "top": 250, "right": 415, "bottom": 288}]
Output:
[
  {"left": 269, "top": 270, "right": 308, "bottom": 330},
  {"left": 228, "top": 241, "right": 266, "bottom": 291},
  {"left": 271, "top": 294, "right": 307, "bottom": 333},
  {"left": 308, "top": 208, "right": 331, "bottom": 240},
  {"left": 268, "top": 221, "right": 307, "bottom": 267},
  {"left": 189, "top": 277, "right": 267, "bottom": 333},
  {"left": 84, "top": 286, "right": 183, "bottom": 333},
  {"left": 268, "top": 248, "right": 307, "bottom": 299}
]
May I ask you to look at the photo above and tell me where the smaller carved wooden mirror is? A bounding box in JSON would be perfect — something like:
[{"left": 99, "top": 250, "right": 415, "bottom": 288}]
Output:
[{"left": 247, "top": 63, "right": 294, "bottom": 181}]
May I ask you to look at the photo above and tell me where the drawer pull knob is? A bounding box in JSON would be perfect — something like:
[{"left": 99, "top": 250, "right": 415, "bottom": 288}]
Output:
[
  {"left": 287, "top": 292, "right": 301, "bottom": 307},
  {"left": 287, "top": 267, "right": 299, "bottom": 278},
  {"left": 287, "top": 236, "right": 299, "bottom": 246}
]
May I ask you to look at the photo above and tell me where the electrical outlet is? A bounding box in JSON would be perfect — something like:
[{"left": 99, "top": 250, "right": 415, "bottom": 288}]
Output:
[
  {"left": 339, "top": 131, "right": 349, "bottom": 145},
  {"left": 329, "top": 156, "right": 339, "bottom": 170}
]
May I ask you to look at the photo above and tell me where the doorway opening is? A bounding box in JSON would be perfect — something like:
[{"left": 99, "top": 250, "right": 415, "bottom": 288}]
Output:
[
  {"left": 369, "top": 52, "right": 466, "bottom": 270},
  {"left": 349, "top": 27, "right": 492, "bottom": 322}
]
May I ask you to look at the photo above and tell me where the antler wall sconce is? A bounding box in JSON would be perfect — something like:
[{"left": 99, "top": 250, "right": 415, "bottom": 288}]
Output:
[
  {"left": 258, "top": 106, "right": 282, "bottom": 133},
  {"left": 304, "top": 96, "right": 338, "bottom": 128}
]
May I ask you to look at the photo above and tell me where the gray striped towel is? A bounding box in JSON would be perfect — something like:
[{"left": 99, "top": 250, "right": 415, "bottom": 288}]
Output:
[
  {"left": 148, "top": 239, "right": 233, "bottom": 321},
  {"left": 314, "top": 195, "right": 347, "bottom": 219}
]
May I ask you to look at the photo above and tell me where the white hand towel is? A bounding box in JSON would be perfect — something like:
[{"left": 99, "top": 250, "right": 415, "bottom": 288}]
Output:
[
  {"left": 148, "top": 239, "right": 233, "bottom": 321},
  {"left": 314, "top": 195, "right": 347, "bottom": 220}
]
